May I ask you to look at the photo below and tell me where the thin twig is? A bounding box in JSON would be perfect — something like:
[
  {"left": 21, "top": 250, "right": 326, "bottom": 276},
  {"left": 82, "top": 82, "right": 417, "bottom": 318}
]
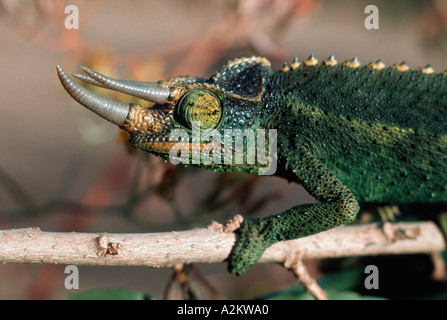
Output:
[{"left": 284, "top": 254, "right": 328, "bottom": 300}]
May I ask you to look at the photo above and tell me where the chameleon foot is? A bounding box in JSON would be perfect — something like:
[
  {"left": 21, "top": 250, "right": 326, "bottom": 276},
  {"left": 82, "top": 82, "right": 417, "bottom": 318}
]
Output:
[{"left": 228, "top": 218, "right": 271, "bottom": 276}]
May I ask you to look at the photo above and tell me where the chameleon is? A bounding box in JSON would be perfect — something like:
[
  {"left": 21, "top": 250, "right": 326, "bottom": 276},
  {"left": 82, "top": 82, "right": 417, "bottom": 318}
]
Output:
[{"left": 56, "top": 55, "right": 447, "bottom": 276}]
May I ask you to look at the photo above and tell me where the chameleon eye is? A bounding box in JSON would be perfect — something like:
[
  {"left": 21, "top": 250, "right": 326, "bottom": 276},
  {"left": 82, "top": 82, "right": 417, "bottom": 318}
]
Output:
[{"left": 174, "top": 89, "right": 222, "bottom": 130}]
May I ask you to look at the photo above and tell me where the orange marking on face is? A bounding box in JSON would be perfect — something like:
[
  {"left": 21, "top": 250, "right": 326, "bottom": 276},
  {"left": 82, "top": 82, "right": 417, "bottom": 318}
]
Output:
[
  {"left": 136, "top": 141, "right": 221, "bottom": 155},
  {"left": 124, "top": 104, "right": 173, "bottom": 134}
]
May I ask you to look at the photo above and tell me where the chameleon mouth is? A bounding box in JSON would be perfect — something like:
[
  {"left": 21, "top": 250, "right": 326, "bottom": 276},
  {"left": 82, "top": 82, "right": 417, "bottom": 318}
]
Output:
[
  {"left": 131, "top": 138, "right": 222, "bottom": 157},
  {"left": 135, "top": 141, "right": 182, "bottom": 155},
  {"left": 56, "top": 65, "right": 173, "bottom": 130}
]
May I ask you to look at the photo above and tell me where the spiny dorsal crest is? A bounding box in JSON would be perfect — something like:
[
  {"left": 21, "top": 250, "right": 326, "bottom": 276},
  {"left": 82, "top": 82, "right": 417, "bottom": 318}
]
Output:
[{"left": 280, "top": 55, "right": 442, "bottom": 75}]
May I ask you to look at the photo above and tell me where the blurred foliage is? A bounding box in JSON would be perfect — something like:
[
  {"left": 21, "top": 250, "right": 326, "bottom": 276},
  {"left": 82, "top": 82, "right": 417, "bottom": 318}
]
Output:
[
  {"left": 262, "top": 254, "right": 447, "bottom": 300},
  {"left": 67, "top": 254, "right": 447, "bottom": 300},
  {"left": 70, "top": 287, "right": 154, "bottom": 300},
  {"left": 262, "top": 266, "right": 386, "bottom": 300}
]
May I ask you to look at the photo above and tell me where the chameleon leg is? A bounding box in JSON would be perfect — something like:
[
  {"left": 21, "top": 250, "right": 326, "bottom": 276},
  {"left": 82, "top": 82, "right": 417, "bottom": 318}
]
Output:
[
  {"left": 228, "top": 147, "right": 360, "bottom": 275},
  {"left": 438, "top": 211, "right": 447, "bottom": 240}
]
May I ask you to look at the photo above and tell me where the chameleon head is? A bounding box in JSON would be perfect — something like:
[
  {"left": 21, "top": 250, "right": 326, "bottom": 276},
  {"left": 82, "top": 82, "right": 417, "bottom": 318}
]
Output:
[{"left": 56, "top": 57, "right": 273, "bottom": 172}]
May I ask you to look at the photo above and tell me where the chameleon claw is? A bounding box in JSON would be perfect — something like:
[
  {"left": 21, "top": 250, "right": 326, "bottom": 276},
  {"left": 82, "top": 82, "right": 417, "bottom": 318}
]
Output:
[{"left": 228, "top": 219, "right": 271, "bottom": 276}]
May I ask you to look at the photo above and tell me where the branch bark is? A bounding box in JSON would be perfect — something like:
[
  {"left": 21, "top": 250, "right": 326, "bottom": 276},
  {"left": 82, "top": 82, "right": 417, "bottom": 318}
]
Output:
[{"left": 0, "top": 221, "right": 445, "bottom": 267}]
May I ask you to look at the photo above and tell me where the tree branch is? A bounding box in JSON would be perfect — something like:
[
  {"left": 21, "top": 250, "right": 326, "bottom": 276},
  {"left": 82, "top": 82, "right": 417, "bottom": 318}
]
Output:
[
  {"left": 0, "top": 220, "right": 445, "bottom": 267},
  {"left": 284, "top": 253, "right": 328, "bottom": 300}
]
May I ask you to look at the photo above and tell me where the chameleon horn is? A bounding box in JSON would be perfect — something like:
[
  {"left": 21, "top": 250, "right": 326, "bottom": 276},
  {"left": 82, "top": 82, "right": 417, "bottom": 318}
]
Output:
[
  {"left": 72, "top": 72, "right": 157, "bottom": 90},
  {"left": 57, "top": 65, "right": 130, "bottom": 127},
  {"left": 79, "top": 66, "right": 171, "bottom": 104},
  {"left": 70, "top": 72, "right": 108, "bottom": 89}
]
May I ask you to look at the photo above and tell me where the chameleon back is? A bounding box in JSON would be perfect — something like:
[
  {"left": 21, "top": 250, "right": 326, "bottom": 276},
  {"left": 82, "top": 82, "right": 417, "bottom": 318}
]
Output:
[{"left": 264, "top": 62, "right": 447, "bottom": 203}]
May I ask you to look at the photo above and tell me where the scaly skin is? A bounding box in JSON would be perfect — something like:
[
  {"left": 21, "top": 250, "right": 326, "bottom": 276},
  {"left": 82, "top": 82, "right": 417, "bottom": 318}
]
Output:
[{"left": 58, "top": 55, "right": 447, "bottom": 275}]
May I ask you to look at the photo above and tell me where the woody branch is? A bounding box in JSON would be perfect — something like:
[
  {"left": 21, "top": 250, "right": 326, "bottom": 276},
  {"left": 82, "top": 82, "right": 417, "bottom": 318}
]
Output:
[{"left": 0, "top": 219, "right": 444, "bottom": 267}]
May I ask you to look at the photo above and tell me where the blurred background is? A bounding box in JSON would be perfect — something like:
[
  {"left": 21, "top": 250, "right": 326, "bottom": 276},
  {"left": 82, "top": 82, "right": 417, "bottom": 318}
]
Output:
[{"left": 1, "top": 0, "right": 447, "bottom": 299}]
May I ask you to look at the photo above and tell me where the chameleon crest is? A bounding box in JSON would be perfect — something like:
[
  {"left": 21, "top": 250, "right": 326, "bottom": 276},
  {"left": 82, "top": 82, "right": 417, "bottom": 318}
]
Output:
[{"left": 58, "top": 55, "right": 447, "bottom": 275}]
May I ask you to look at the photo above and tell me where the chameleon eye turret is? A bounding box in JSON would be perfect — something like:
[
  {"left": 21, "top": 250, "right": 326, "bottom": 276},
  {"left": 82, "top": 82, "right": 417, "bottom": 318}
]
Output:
[{"left": 174, "top": 89, "right": 222, "bottom": 130}]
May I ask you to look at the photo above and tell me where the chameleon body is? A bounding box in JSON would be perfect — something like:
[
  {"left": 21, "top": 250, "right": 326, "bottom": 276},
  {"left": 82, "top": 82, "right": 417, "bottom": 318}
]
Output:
[{"left": 57, "top": 55, "right": 447, "bottom": 275}]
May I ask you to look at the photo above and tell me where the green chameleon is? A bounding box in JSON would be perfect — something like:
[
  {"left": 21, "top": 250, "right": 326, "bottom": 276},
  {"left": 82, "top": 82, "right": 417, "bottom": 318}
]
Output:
[{"left": 56, "top": 55, "right": 447, "bottom": 275}]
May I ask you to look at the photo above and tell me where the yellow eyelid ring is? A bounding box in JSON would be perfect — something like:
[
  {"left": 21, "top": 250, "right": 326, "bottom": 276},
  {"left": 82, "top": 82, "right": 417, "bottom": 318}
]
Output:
[{"left": 174, "top": 89, "right": 223, "bottom": 130}]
